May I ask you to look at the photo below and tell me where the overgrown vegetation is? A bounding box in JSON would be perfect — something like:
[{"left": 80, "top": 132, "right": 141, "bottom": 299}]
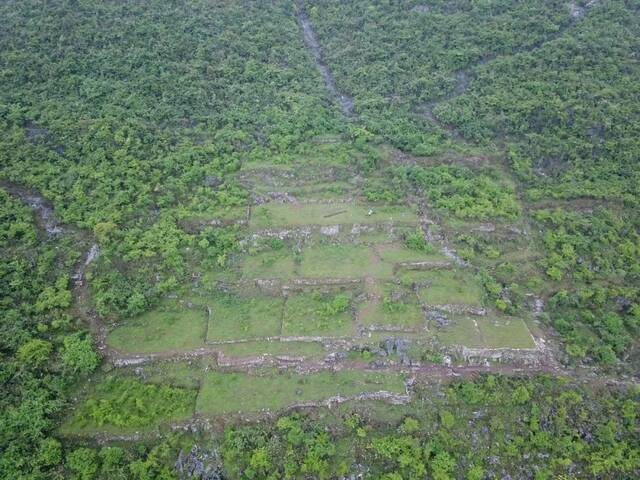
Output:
[
  {"left": 401, "top": 165, "right": 521, "bottom": 220},
  {"left": 534, "top": 208, "right": 639, "bottom": 366},
  {"left": 67, "top": 377, "right": 196, "bottom": 431},
  {"left": 1, "top": 0, "right": 639, "bottom": 477},
  {"left": 220, "top": 375, "right": 639, "bottom": 479},
  {"left": 0, "top": 190, "right": 98, "bottom": 477}
]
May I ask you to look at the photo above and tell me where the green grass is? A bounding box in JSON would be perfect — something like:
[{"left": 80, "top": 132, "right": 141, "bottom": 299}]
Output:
[
  {"left": 107, "top": 301, "right": 207, "bottom": 354},
  {"left": 288, "top": 181, "right": 355, "bottom": 200},
  {"left": 240, "top": 249, "right": 297, "bottom": 279},
  {"left": 238, "top": 243, "right": 445, "bottom": 281},
  {"left": 436, "top": 314, "right": 535, "bottom": 349},
  {"left": 142, "top": 361, "right": 204, "bottom": 389},
  {"left": 250, "top": 203, "right": 418, "bottom": 229},
  {"left": 206, "top": 294, "right": 284, "bottom": 341},
  {"left": 282, "top": 293, "right": 354, "bottom": 337},
  {"left": 182, "top": 205, "right": 247, "bottom": 222},
  {"left": 358, "top": 288, "right": 426, "bottom": 329},
  {"left": 478, "top": 316, "right": 536, "bottom": 349},
  {"left": 217, "top": 341, "right": 326, "bottom": 359},
  {"left": 299, "top": 245, "right": 392, "bottom": 278},
  {"left": 376, "top": 244, "right": 447, "bottom": 264},
  {"left": 436, "top": 315, "right": 486, "bottom": 349},
  {"left": 413, "top": 270, "right": 484, "bottom": 306},
  {"left": 200, "top": 267, "right": 242, "bottom": 284},
  {"left": 196, "top": 369, "right": 406, "bottom": 415}
]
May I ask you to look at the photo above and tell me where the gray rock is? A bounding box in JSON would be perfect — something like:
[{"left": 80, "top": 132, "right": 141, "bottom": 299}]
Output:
[
  {"left": 320, "top": 225, "right": 340, "bottom": 236},
  {"left": 383, "top": 337, "right": 395, "bottom": 355},
  {"left": 390, "top": 289, "right": 404, "bottom": 302},
  {"left": 395, "top": 338, "right": 407, "bottom": 355},
  {"left": 204, "top": 176, "right": 222, "bottom": 188},
  {"left": 370, "top": 359, "right": 386, "bottom": 369},
  {"left": 427, "top": 309, "right": 450, "bottom": 327}
]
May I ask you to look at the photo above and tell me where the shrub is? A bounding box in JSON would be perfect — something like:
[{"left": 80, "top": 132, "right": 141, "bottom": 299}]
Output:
[
  {"left": 76, "top": 377, "right": 195, "bottom": 428},
  {"left": 61, "top": 333, "right": 98, "bottom": 375},
  {"left": 17, "top": 339, "right": 52, "bottom": 368},
  {"left": 403, "top": 229, "right": 435, "bottom": 253}
]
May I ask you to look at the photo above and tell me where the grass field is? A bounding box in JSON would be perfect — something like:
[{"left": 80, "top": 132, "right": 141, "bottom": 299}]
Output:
[
  {"left": 240, "top": 249, "right": 298, "bottom": 279},
  {"left": 196, "top": 369, "right": 406, "bottom": 415},
  {"left": 437, "top": 314, "right": 535, "bottom": 349},
  {"left": 478, "top": 316, "right": 536, "bottom": 349},
  {"left": 413, "top": 270, "right": 484, "bottom": 306},
  {"left": 376, "top": 245, "right": 447, "bottom": 265},
  {"left": 107, "top": 300, "right": 207, "bottom": 354},
  {"left": 436, "top": 315, "right": 486, "bottom": 349},
  {"left": 250, "top": 203, "right": 418, "bottom": 229},
  {"left": 282, "top": 292, "right": 354, "bottom": 337},
  {"left": 299, "top": 244, "right": 391, "bottom": 278},
  {"left": 359, "top": 284, "right": 426, "bottom": 329},
  {"left": 108, "top": 173, "right": 539, "bottom": 419},
  {"left": 206, "top": 294, "right": 284, "bottom": 341}
]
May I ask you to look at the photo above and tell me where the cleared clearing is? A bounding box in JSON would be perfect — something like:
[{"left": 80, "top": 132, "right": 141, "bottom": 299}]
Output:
[
  {"left": 250, "top": 202, "right": 418, "bottom": 229},
  {"left": 107, "top": 300, "right": 207, "bottom": 354},
  {"left": 412, "top": 270, "right": 484, "bottom": 306},
  {"left": 206, "top": 294, "right": 284, "bottom": 341},
  {"left": 196, "top": 369, "right": 406, "bottom": 415},
  {"left": 437, "top": 314, "right": 535, "bottom": 349}
]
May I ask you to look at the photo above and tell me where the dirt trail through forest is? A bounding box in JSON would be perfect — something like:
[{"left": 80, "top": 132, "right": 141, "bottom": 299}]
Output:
[
  {"left": 1, "top": 180, "right": 110, "bottom": 358},
  {"left": 295, "top": 0, "right": 354, "bottom": 116},
  {"left": 421, "top": 2, "right": 600, "bottom": 132}
]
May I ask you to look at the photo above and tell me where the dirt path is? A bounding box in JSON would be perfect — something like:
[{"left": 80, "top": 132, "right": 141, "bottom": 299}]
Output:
[
  {"left": 1, "top": 180, "right": 111, "bottom": 358},
  {"left": 0, "top": 180, "right": 65, "bottom": 237},
  {"left": 295, "top": 0, "right": 354, "bottom": 116}
]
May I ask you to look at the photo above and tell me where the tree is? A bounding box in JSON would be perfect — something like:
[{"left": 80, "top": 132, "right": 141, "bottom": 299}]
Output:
[
  {"left": 37, "top": 438, "right": 62, "bottom": 468},
  {"left": 431, "top": 451, "right": 456, "bottom": 480},
  {"left": 17, "top": 339, "right": 52, "bottom": 368},
  {"left": 61, "top": 333, "right": 98, "bottom": 375},
  {"left": 67, "top": 448, "right": 99, "bottom": 480},
  {"left": 512, "top": 385, "right": 531, "bottom": 405}
]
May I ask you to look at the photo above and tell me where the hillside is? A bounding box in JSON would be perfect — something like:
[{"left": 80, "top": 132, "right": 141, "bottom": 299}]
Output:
[{"left": 0, "top": 1, "right": 638, "bottom": 478}]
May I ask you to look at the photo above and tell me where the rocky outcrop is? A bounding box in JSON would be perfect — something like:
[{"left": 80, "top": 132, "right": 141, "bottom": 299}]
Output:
[
  {"left": 175, "top": 446, "right": 225, "bottom": 480},
  {"left": 397, "top": 260, "right": 452, "bottom": 270},
  {"left": 455, "top": 346, "right": 547, "bottom": 368}
]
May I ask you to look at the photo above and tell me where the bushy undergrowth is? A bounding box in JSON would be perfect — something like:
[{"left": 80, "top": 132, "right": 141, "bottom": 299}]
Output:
[
  {"left": 74, "top": 377, "right": 196, "bottom": 429},
  {"left": 401, "top": 165, "right": 521, "bottom": 220},
  {"left": 220, "top": 375, "right": 639, "bottom": 480}
]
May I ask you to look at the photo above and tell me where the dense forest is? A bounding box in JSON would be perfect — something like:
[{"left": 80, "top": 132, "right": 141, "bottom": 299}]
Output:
[{"left": 0, "top": 0, "right": 638, "bottom": 478}]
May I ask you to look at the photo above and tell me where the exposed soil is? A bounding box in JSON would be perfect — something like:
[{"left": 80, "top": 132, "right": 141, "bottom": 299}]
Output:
[{"left": 0, "top": 180, "right": 65, "bottom": 237}]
